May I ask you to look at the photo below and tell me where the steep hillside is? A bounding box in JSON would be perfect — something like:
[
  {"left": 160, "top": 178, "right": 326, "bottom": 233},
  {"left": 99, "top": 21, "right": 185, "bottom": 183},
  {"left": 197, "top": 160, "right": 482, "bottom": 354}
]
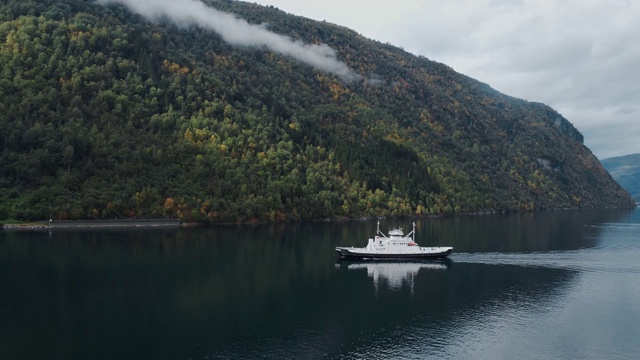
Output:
[
  {"left": 601, "top": 154, "right": 640, "bottom": 202},
  {"left": 0, "top": 0, "right": 635, "bottom": 222}
]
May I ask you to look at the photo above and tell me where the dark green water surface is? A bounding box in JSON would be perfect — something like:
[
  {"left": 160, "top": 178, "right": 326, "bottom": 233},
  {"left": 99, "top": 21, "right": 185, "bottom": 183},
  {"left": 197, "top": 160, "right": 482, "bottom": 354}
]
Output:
[{"left": 1, "top": 209, "right": 639, "bottom": 359}]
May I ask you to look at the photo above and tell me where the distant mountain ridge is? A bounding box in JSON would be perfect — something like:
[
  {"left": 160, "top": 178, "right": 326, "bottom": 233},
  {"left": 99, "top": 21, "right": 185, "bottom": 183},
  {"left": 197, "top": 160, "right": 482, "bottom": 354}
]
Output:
[
  {"left": 601, "top": 154, "right": 640, "bottom": 202},
  {"left": 0, "top": 0, "right": 634, "bottom": 222}
]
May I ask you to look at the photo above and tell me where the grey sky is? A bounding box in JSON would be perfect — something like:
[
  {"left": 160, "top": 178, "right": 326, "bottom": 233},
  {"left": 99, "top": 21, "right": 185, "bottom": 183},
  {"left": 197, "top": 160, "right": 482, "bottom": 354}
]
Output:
[{"left": 254, "top": 0, "right": 640, "bottom": 159}]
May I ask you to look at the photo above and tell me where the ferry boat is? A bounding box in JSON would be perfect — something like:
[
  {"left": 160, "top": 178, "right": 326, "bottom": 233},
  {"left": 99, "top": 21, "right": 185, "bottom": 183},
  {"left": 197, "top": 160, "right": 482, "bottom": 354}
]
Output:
[{"left": 335, "top": 221, "right": 453, "bottom": 260}]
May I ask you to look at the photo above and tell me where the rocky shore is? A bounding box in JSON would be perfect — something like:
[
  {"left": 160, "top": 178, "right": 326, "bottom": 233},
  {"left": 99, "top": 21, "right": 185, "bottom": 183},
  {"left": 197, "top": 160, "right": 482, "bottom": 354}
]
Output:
[
  {"left": 2, "top": 223, "right": 49, "bottom": 231},
  {"left": 2, "top": 219, "right": 181, "bottom": 230}
]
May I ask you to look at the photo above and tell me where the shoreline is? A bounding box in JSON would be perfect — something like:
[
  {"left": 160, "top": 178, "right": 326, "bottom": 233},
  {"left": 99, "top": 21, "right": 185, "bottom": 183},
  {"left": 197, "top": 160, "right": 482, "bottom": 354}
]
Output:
[
  {"left": 2, "top": 206, "right": 636, "bottom": 231},
  {"left": 2, "top": 219, "right": 182, "bottom": 231}
]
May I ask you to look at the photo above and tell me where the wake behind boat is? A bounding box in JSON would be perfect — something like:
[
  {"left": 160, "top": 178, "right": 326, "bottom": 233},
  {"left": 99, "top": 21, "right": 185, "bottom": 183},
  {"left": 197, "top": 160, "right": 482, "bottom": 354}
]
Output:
[{"left": 336, "top": 222, "right": 453, "bottom": 260}]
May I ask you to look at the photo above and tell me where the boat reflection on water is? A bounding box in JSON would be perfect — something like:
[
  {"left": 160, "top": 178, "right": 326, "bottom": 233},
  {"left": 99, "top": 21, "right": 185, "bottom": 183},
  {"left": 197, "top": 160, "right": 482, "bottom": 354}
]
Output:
[{"left": 336, "top": 259, "right": 451, "bottom": 292}]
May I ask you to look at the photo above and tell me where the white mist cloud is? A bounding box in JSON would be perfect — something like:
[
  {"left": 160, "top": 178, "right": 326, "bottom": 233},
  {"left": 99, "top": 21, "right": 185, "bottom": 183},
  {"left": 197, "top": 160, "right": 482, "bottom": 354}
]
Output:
[{"left": 98, "top": 0, "right": 361, "bottom": 82}]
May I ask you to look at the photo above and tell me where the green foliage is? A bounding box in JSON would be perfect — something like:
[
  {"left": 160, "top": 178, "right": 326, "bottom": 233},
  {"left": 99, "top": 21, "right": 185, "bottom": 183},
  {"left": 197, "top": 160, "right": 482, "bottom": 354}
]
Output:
[{"left": 0, "top": 0, "right": 634, "bottom": 222}]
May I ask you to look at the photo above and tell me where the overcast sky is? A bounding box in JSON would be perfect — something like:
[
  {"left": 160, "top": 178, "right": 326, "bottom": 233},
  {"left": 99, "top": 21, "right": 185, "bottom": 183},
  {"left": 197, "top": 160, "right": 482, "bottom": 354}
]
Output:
[{"left": 253, "top": 0, "right": 639, "bottom": 160}]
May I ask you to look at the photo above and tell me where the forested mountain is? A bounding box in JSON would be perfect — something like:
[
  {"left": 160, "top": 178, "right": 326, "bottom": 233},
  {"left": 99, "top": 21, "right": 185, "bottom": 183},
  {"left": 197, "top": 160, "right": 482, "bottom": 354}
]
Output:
[
  {"left": 601, "top": 154, "right": 640, "bottom": 202},
  {"left": 0, "top": 0, "right": 635, "bottom": 223}
]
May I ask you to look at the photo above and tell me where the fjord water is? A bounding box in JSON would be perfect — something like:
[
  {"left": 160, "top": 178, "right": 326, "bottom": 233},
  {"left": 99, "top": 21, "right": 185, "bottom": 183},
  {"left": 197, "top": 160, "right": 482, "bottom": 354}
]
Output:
[{"left": 1, "top": 209, "right": 639, "bottom": 359}]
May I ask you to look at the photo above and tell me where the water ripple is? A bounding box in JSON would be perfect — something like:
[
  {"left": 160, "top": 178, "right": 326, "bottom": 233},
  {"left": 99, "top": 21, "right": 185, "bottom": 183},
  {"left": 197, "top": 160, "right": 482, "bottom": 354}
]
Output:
[{"left": 451, "top": 248, "right": 640, "bottom": 274}]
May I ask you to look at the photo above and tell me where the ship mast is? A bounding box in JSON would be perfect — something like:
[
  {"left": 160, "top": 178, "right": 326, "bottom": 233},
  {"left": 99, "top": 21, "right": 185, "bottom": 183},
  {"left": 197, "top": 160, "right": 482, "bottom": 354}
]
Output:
[
  {"left": 376, "top": 221, "right": 388, "bottom": 238},
  {"left": 405, "top": 221, "right": 417, "bottom": 241}
]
